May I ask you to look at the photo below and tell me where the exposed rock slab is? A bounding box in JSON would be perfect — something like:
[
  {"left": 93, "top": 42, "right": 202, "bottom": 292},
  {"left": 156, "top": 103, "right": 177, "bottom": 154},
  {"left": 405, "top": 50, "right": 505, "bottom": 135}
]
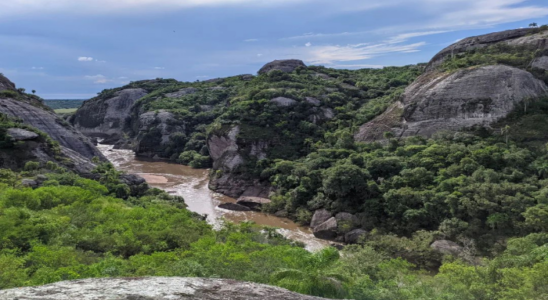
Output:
[
  {"left": 237, "top": 196, "right": 271, "bottom": 211},
  {"left": 355, "top": 65, "right": 548, "bottom": 142},
  {"left": 166, "top": 87, "right": 198, "bottom": 98},
  {"left": 218, "top": 202, "right": 252, "bottom": 211},
  {"left": 0, "top": 277, "right": 332, "bottom": 300},
  {"left": 532, "top": 56, "right": 548, "bottom": 71},
  {"left": 135, "top": 110, "right": 185, "bottom": 157},
  {"left": 426, "top": 28, "right": 544, "bottom": 71},
  {"left": 0, "top": 73, "right": 16, "bottom": 91},
  {"left": 7, "top": 128, "right": 39, "bottom": 141},
  {"left": 258, "top": 59, "right": 306, "bottom": 74},
  {"left": 0, "top": 98, "right": 105, "bottom": 160}
]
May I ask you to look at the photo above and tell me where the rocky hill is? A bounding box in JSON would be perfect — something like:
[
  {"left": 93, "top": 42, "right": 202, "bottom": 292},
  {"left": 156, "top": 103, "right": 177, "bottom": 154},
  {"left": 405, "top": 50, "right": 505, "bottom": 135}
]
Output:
[{"left": 355, "top": 27, "right": 548, "bottom": 142}]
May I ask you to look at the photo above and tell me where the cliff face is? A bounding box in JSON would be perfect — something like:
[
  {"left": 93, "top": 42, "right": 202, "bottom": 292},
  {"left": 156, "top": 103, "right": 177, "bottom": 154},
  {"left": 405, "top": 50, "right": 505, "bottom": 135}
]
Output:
[
  {"left": 356, "top": 28, "right": 548, "bottom": 142},
  {"left": 0, "top": 277, "right": 332, "bottom": 300}
]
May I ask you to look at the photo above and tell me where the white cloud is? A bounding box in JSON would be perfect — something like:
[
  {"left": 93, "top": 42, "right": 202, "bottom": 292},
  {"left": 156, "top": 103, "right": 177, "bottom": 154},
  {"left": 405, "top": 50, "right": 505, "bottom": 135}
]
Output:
[
  {"left": 85, "top": 74, "right": 108, "bottom": 84},
  {"left": 78, "top": 57, "right": 94, "bottom": 62},
  {"left": 154, "top": 67, "right": 165, "bottom": 70},
  {"left": 31, "top": 66, "right": 44, "bottom": 70},
  {"left": 257, "top": 54, "right": 263, "bottom": 57},
  {"left": 196, "top": 75, "right": 210, "bottom": 78},
  {"left": 306, "top": 41, "right": 426, "bottom": 64},
  {"left": 305, "top": 42, "right": 312, "bottom": 47},
  {"left": 244, "top": 39, "right": 259, "bottom": 42}
]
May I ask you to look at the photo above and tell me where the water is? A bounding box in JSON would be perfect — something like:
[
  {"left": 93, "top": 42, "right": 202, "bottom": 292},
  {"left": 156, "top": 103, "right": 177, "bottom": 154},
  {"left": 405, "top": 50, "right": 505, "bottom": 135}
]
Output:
[{"left": 98, "top": 144, "right": 330, "bottom": 251}]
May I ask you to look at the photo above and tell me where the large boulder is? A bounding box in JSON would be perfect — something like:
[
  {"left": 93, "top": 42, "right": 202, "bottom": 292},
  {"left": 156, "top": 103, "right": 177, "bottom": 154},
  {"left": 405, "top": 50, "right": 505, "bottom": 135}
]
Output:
[
  {"left": 355, "top": 65, "right": 548, "bottom": 142},
  {"left": 532, "top": 56, "right": 548, "bottom": 71},
  {"left": 271, "top": 97, "right": 297, "bottom": 107},
  {"left": 258, "top": 59, "right": 306, "bottom": 74},
  {"left": 0, "top": 277, "right": 332, "bottom": 300},
  {"left": 134, "top": 110, "right": 185, "bottom": 158},
  {"left": 218, "top": 202, "right": 252, "bottom": 212},
  {"left": 335, "top": 212, "right": 359, "bottom": 232},
  {"left": 72, "top": 88, "right": 147, "bottom": 140},
  {"left": 310, "top": 209, "right": 332, "bottom": 228},
  {"left": 313, "top": 217, "right": 338, "bottom": 240}
]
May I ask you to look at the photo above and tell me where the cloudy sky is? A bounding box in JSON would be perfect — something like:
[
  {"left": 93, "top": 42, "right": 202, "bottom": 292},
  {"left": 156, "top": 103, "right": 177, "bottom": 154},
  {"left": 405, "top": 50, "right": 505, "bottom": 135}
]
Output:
[{"left": 1, "top": 0, "right": 548, "bottom": 99}]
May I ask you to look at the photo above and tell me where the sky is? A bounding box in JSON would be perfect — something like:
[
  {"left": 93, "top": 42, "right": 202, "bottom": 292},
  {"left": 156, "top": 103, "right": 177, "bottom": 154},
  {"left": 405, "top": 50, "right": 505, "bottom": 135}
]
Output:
[{"left": 1, "top": 0, "right": 548, "bottom": 99}]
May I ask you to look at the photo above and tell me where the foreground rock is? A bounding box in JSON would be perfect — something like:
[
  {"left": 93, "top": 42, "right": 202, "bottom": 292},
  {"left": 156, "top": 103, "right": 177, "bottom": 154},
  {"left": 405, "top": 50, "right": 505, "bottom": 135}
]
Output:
[
  {"left": 355, "top": 65, "right": 548, "bottom": 142},
  {"left": 218, "top": 202, "right": 252, "bottom": 211},
  {"left": 6, "top": 128, "right": 39, "bottom": 141},
  {"left": 313, "top": 217, "right": 338, "bottom": 240},
  {"left": 431, "top": 240, "right": 465, "bottom": 257},
  {"left": 258, "top": 59, "right": 306, "bottom": 74},
  {"left": 0, "top": 277, "right": 332, "bottom": 300}
]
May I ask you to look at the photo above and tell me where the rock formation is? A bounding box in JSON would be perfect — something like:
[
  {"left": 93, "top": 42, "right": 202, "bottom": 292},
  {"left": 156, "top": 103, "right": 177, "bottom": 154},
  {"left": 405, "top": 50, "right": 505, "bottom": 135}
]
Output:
[
  {"left": 356, "top": 28, "right": 548, "bottom": 142},
  {"left": 0, "top": 277, "right": 332, "bottom": 300},
  {"left": 258, "top": 59, "right": 306, "bottom": 74},
  {"left": 0, "top": 94, "right": 104, "bottom": 160},
  {"left": 72, "top": 88, "right": 147, "bottom": 140}
]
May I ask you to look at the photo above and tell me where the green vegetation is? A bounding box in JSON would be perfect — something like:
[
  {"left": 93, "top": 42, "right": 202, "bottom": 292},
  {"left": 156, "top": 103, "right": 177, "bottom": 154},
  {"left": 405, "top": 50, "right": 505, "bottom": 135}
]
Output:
[
  {"left": 54, "top": 108, "right": 78, "bottom": 114},
  {"left": 1, "top": 165, "right": 547, "bottom": 299}
]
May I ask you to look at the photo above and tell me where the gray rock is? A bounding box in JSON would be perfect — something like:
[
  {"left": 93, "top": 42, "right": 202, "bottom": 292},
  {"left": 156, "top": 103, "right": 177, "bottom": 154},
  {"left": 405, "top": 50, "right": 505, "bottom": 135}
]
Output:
[
  {"left": 237, "top": 196, "right": 271, "bottom": 211},
  {"left": 7, "top": 128, "right": 39, "bottom": 141},
  {"left": 426, "top": 28, "right": 544, "bottom": 71},
  {"left": 0, "top": 277, "right": 332, "bottom": 300},
  {"left": 165, "top": 87, "right": 198, "bottom": 98},
  {"left": 0, "top": 73, "right": 16, "bottom": 92},
  {"left": 305, "top": 97, "right": 321, "bottom": 106},
  {"left": 532, "top": 56, "right": 548, "bottom": 71},
  {"left": 218, "top": 202, "right": 252, "bottom": 212},
  {"left": 431, "top": 240, "right": 464, "bottom": 257},
  {"left": 313, "top": 217, "right": 338, "bottom": 240},
  {"left": 310, "top": 209, "right": 332, "bottom": 228},
  {"left": 258, "top": 59, "right": 306, "bottom": 75},
  {"left": 135, "top": 110, "right": 185, "bottom": 157},
  {"left": 0, "top": 98, "right": 105, "bottom": 160},
  {"left": 240, "top": 74, "right": 255, "bottom": 81},
  {"left": 72, "top": 88, "right": 147, "bottom": 140},
  {"left": 345, "top": 229, "right": 367, "bottom": 244},
  {"left": 271, "top": 97, "right": 297, "bottom": 107},
  {"left": 21, "top": 178, "right": 38, "bottom": 188},
  {"left": 355, "top": 65, "right": 548, "bottom": 142}
]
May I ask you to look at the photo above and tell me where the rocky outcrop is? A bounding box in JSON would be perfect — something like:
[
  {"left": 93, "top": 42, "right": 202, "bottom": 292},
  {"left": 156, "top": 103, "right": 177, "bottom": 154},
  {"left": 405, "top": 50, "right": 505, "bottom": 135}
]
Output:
[
  {"left": 237, "top": 196, "right": 271, "bottom": 211},
  {"left": 271, "top": 97, "right": 297, "bottom": 107},
  {"left": 0, "top": 73, "right": 16, "bottom": 91},
  {"left": 166, "top": 87, "right": 197, "bottom": 98},
  {"left": 0, "top": 98, "right": 105, "bottom": 160},
  {"left": 426, "top": 28, "right": 547, "bottom": 71},
  {"left": 258, "top": 59, "right": 306, "bottom": 74},
  {"left": 532, "top": 56, "right": 548, "bottom": 71},
  {"left": 355, "top": 65, "right": 548, "bottom": 142},
  {"left": 208, "top": 125, "right": 271, "bottom": 198},
  {"left": 0, "top": 277, "right": 332, "bottom": 300},
  {"left": 72, "top": 88, "right": 147, "bottom": 140},
  {"left": 218, "top": 202, "right": 252, "bottom": 211},
  {"left": 135, "top": 110, "right": 185, "bottom": 158}
]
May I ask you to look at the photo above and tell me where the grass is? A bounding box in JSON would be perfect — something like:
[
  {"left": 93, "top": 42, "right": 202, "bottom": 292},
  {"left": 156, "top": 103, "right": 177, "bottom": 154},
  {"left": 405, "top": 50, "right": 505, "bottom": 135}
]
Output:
[{"left": 54, "top": 108, "right": 77, "bottom": 114}]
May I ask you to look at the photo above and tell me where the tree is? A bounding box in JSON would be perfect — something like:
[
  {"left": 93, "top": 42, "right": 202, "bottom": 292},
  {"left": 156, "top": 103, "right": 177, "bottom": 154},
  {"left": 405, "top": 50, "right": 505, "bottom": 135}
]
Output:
[
  {"left": 32, "top": 90, "right": 36, "bottom": 94},
  {"left": 529, "top": 22, "right": 538, "bottom": 28}
]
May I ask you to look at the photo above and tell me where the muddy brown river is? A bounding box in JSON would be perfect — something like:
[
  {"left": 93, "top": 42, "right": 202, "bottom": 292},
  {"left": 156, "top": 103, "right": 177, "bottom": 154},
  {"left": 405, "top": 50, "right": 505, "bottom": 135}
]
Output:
[{"left": 98, "top": 144, "right": 330, "bottom": 251}]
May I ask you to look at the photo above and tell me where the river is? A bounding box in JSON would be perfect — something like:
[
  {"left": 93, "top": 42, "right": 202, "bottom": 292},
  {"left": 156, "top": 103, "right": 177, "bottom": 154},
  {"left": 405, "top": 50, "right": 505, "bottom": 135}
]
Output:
[{"left": 98, "top": 144, "right": 330, "bottom": 251}]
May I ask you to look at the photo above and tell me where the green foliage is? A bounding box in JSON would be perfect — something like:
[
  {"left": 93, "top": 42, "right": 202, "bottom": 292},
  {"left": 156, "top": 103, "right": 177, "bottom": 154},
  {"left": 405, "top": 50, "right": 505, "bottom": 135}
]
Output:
[{"left": 43, "top": 100, "right": 84, "bottom": 110}]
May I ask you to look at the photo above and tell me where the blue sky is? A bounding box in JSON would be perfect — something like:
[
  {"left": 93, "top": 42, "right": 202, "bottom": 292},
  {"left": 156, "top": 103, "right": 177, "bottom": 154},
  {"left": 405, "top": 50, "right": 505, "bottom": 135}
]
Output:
[{"left": 1, "top": 0, "right": 548, "bottom": 99}]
